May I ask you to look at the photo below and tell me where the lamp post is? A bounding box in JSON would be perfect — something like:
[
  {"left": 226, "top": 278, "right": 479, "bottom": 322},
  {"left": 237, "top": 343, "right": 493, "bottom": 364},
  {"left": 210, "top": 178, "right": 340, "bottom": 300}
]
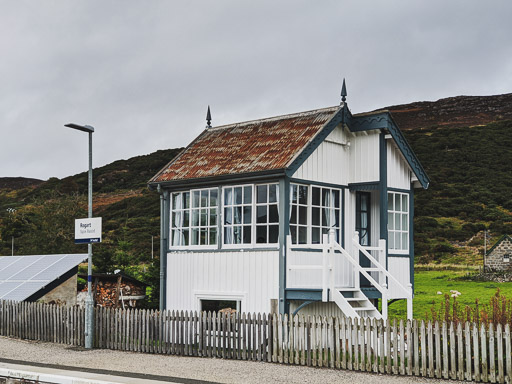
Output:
[{"left": 65, "top": 123, "right": 94, "bottom": 349}]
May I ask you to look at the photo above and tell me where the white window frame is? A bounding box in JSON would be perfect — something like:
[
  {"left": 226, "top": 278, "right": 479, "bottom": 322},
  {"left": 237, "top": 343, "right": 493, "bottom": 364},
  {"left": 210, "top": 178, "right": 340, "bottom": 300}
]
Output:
[
  {"left": 387, "top": 191, "right": 409, "bottom": 254},
  {"left": 195, "top": 291, "right": 245, "bottom": 312},
  {"left": 289, "top": 183, "right": 343, "bottom": 245},
  {"left": 170, "top": 188, "right": 219, "bottom": 250},
  {"left": 222, "top": 183, "right": 279, "bottom": 249}
]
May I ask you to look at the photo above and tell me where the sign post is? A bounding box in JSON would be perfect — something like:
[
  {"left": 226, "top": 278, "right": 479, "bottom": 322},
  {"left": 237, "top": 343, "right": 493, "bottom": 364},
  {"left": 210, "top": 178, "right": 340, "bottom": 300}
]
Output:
[{"left": 75, "top": 217, "right": 102, "bottom": 349}]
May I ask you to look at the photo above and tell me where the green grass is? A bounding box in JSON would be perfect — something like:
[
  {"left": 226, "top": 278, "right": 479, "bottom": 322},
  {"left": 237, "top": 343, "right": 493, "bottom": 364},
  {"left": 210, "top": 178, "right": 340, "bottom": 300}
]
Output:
[{"left": 388, "top": 270, "right": 512, "bottom": 320}]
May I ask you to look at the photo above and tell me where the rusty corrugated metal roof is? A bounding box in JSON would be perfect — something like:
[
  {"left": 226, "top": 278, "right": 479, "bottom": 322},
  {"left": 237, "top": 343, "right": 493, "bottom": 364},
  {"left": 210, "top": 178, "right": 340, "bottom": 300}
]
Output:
[{"left": 150, "top": 106, "right": 340, "bottom": 184}]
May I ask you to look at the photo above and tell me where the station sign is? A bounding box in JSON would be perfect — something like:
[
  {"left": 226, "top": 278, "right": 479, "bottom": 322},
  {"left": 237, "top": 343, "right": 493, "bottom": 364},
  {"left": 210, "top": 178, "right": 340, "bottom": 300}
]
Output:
[{"left": 75, "top": 217, "right": 102, "bottom": 244}]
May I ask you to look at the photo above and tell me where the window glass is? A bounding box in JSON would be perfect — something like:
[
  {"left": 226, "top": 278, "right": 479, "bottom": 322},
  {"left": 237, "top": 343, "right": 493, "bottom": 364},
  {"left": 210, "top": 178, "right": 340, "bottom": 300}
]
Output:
[
  {"left": 387, "top": 191, "right": 409, "bottom": 253},
  {"left": 290, "top": 184, "right": 309, "bottom": 244},
  {"left": 171, "top": 188, "right": 218, "bottom": 247},
  {"left": 290, "top": 184, "right": 343, "bottom": 245},
  {"left": 223, "top": 184, "right": 279, "bottom": 246},
  {"left": 254, "top": 183, "right": 279, "bottom": 245}
]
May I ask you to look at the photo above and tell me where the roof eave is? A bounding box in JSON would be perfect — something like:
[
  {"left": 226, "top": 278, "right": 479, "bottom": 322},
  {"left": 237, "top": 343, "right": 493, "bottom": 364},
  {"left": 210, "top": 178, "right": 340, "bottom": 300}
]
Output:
[{"left": 148, "top": 168, "right": 287, "bottom": 190}]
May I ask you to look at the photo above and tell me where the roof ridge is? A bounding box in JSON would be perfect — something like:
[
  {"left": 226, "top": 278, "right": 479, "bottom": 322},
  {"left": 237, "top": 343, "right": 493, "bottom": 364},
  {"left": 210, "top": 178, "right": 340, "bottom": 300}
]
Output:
[{"left": 208, "top": 105, "right": 340, "bottom": 131}]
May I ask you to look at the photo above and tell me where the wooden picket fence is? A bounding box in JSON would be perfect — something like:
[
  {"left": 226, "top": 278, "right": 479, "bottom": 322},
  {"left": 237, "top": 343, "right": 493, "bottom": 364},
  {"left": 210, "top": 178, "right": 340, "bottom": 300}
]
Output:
[{"left": 1, "top": 300, "right": 512, "bottom": 382}]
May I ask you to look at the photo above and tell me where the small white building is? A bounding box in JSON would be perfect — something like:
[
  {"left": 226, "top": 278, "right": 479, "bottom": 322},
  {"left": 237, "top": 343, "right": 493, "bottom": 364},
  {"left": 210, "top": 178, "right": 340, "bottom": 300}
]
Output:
[{"left": 149, "top": 83, "right": 429, "bottom": 320}]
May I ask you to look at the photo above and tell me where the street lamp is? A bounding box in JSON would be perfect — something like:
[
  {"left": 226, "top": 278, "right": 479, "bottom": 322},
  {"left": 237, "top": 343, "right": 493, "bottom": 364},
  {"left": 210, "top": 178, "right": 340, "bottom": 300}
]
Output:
[{"left": 65, "top": 123, "right": 94, "bottom": 349}]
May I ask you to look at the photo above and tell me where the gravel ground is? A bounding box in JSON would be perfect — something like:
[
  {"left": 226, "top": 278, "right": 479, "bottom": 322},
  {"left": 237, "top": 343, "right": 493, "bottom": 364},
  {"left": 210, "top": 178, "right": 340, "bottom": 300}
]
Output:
[{"left": 0, "top": 337, "right": 460, "bottom": 384}]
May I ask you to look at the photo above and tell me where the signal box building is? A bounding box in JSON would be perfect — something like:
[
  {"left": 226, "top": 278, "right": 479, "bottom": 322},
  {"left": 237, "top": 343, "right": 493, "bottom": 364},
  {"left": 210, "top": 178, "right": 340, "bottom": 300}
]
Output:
[{"left": 149, "top": 83, "right": 429, "bottom": 320}]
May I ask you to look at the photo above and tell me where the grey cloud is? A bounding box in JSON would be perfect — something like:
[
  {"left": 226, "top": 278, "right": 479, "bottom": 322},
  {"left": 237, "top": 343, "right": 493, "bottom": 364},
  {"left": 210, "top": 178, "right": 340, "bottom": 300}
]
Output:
[{"left": 1, "top": 0, "right": 511, "bottom": 179}]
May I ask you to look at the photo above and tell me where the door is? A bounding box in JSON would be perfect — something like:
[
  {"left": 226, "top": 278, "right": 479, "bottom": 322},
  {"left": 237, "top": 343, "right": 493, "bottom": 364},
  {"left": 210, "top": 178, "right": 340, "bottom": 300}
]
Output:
[{"left": 356, "top": 192, "right": 371, "bottom": 287}]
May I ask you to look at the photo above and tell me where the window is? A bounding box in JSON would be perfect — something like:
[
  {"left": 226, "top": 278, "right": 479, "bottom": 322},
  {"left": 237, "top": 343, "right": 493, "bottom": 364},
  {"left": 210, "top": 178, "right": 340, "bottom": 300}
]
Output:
[
  {"left": 311, "top": 186, "right": 341, "bottom": 244},
  {"left": 255, "top": 184, "right": 279, "bottom": 244},
  {"left": 289, "top": 183, "right": 342, "bottom": 245},
  {"left": 223, "top": 183, "right": 279, "bottom": 246},
  {"left": 171, "top": 188, "right": 218, "bottom": 247},
  {"left": 223, "top": 185, "right": 253, "bottom": 245},
  {"left": 388, "top": 191, "right": 409, "bottom": 253},
  {"left": 290, "top": 184, "right": 308, "bottom": 244}
]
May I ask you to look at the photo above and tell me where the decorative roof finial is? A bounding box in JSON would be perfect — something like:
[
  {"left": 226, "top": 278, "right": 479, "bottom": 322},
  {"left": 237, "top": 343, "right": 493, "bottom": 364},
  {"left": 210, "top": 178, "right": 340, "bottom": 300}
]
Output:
[
  {"left": 341, "top": 78, "right": 347, "bottom": 103},
  {"left": 206, "top": 105, "right": 212, "bottom": 128}
]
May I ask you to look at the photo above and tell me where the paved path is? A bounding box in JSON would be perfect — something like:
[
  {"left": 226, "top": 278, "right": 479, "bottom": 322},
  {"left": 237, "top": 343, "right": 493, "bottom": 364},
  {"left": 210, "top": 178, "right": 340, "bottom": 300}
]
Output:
[{"left": 0, "top": 337, "right": 458, "bottom": 383}]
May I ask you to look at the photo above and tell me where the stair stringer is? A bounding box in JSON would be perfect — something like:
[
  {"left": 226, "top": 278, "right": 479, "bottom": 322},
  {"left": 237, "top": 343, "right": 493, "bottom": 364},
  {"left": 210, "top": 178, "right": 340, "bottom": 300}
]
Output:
[{"left": 330, "top": 289, "right": 360, "bottom": 318}]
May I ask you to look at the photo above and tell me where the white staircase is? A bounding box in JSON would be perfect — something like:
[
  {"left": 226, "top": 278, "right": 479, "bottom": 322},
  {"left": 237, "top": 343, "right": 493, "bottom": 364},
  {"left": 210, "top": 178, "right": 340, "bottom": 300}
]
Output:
[{"left": 287, "top": 229, "right": 413, "bottom": 321}]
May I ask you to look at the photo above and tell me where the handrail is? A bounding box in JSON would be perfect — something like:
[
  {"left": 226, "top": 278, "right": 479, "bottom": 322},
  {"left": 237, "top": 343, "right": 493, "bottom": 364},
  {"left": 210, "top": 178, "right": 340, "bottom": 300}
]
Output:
[
  {"left": 330, "top": 241, "right": 385, "bottom": 296},
  {"left": 352, "top": 236, "right": 411, "bottom": 299}
]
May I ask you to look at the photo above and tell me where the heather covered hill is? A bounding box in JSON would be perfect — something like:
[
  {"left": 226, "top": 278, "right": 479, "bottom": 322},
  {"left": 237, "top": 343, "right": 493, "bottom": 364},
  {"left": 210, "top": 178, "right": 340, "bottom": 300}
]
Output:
[{"left": 0, "top": 93, "right": 511, "bottom": 307}]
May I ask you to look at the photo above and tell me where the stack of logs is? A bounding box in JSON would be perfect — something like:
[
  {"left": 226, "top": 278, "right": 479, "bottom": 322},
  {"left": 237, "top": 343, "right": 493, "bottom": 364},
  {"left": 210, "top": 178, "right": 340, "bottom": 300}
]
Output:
[{"left": 80, "top": 276, "right": 146, "bottom": 308}]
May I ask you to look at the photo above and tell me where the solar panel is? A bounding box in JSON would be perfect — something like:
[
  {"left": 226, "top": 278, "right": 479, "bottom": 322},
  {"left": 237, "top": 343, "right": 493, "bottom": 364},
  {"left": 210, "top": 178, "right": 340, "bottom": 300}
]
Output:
[{"left": 0, "top": 254, "right": 87, "bottom": 301}]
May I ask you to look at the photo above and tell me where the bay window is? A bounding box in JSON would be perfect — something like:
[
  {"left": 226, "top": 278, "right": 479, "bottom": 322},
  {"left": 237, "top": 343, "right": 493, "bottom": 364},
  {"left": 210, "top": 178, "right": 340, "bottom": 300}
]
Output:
[{"left": 387, "top": 191, "right": 409, "bottom": 253}]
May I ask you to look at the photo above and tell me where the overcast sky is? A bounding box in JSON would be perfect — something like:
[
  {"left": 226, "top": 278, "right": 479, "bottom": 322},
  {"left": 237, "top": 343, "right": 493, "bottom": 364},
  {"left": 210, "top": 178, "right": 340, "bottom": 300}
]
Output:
[{"left": 1, "top": 1, "right": 511, "bottom": 180}]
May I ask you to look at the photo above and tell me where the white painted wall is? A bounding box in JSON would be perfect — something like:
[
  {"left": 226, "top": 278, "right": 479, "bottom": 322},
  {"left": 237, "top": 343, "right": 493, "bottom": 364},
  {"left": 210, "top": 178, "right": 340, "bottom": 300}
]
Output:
[
  {"left": 350, "top": 131, "right": 380, "bottom": 184},
  {"left": 387, "top": 141, "right": 412, "bottom": 190},
  {"left": 286, "top": 250, "right": 355, "bottom": 289},
  {"left": 387, "top": 257, "right": 411, "bottom": 299},
  {"left": 292, "top": 124, "right": 351, "bottom": 185},
  {"left": 166, "top": 250, "right": 279, "bottom": 314}
]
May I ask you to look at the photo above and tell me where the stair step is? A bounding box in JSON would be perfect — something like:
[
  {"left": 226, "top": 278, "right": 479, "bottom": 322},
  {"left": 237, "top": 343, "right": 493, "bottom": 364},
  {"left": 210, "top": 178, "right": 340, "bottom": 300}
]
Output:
[
  {"left": 363, "top": 268, "right": 381, "bottom": 272},
  {"left": 345, "top": 297, "right": 366, "bottom": 302},
  {"left": 353, "top": 306, "right": 376, "bottom": 311}
]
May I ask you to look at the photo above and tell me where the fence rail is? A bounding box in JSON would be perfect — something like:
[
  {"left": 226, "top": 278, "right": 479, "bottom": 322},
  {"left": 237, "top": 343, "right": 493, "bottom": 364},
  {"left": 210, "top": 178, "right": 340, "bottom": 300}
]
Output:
[{"left": 1, "top": 300, "right": 511, "bottom": 382}]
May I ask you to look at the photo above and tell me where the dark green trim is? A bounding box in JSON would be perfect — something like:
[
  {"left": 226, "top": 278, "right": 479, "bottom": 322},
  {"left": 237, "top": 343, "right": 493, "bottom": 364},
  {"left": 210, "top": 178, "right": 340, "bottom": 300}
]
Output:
[
  {"left": 285, "top": 289, "right": 322, "bottom": 301},
  {"left": 167, "top": 247, "right": 279, "bottom": 253},
  {"left": 349, "top": 182, "right": 380, "bottom": 191},
  {"left": 387, "top": 187, "right": 411, "bottom": 193},
  {"left": 289, "top": 177, "right": 348, "bottom": 190},
  {"left": 159, "top": 190, "right": 165, "bottom": 310},
  {"left": 161, "top": 190, "right": 169, "bottom": 310},
  {"left": 486, "top": 234, "right": 512, "bottom": 256},
  {"left": 379, "top": 132, "right": 388, "bottom": 272},
  {"left": 278, "top": 177, "right": 291, "bottom": 314},
  {"left": 361, "top": 287, "right": 382, "bottom": 299},
  {"left": 150, "top": 169, "right": 285, "bottom": 190},
  {"left": 388, "top": 254, "right": 411, "bottom": 258},
  {"left": 292, "top": 300, "right": 319, "bottom": 316},
  {"left": 410, "top": 187, "right": 415, "bottom": 294},
  {"left": 285, "top": 106, "right": 346, "bottom": 177}
]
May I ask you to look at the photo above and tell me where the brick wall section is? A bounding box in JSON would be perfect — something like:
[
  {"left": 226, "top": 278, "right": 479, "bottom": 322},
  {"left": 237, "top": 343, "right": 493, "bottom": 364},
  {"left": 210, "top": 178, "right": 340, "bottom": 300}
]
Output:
[
  {"left": 39, "top": 274, "right": 77, "bottom": 306},
  {"left": 485, "top": 237, "right": 512, "bottom": 271}
]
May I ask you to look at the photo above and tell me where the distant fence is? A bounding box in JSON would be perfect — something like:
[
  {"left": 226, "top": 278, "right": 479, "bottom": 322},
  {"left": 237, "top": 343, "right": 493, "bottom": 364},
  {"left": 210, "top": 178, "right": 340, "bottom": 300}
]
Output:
[{"left": 1, "top": 301, "right": 512, "bottom": 383}]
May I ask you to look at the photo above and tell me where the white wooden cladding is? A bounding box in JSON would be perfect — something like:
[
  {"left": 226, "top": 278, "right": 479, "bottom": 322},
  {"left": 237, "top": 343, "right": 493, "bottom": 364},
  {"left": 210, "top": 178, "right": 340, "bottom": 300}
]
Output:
[
  {"left": 3, "top": 301, "right": 512, "bottom": 384},
  {"left": 286, "top": 250, "right": 354, "bottom": 289},
  {"left": 292, "top": 126, "right": 380, "bottom": 185},
  {"left": 387, "top": 257, "right": 411, "bottom": 299},
  {"left": 293, "top": 125, "right": 350, "bottom": 185},
  {"left": 350, "top": 131, "right": 380, "bottom": 183},
  {"left": 166, "top": 250, "right": 279, "bottom": 314},
  {"left": 387, "top": 142, "right": 412, "bottom": 190}
]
